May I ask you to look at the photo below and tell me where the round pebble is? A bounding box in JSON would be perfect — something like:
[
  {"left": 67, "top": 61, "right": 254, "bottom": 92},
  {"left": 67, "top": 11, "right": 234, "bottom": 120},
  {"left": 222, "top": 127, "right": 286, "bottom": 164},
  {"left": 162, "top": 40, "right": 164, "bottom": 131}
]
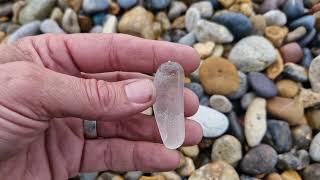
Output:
[
  {"left": 309, "top": 55, "right": 320, "bottom": 92},
  {"left": 193, "top": 41, "right": 215, "bottom": 59},
  {"left": 168, "top": 1, "right": 187, "bottom": 20},
  {"left": 189, "top": 161, "right": 240, "bottom": 180},
  {"left": 263, "top": 10, "right": 287, "bottom": 26},
  {"left": 211, "top": 135, "right": 242, "bottom": 166},
  {"left": 281, "top": 170, "right": 302, "bottom": 180},
  {"left": 180, "top": 145, "right": 199, "bottom": 158},
  {"left": 276, "top": 79, "right": 300, "bottom": 98},
  {"left": 199, "top": 57, "right": 240, "bottom": 95},
  {"left": 209, "top": 95, "right": 233, "bottom": 113},
  {"left": 240, "top": 144, "right": 278, "bottom": 175},
  {"left": 212, "top": 12, "right": 252, "bottom": 40},
  {"left": 282, "top": 0, "right": 305, "bottom": 20},
  {"left": 280, "top": 42, "right": 304, "bottom": 63},
  {"left": 244, "top": 97, "right": 267, "bottom": 147},
  {"left": 248, "top": 72, "right": 278, "bottom": 98},
  {"left": 228, "top": 36, "right": 277, "bottom": 72},
  {"left": 310, "top": 132, "right": 320, "bottom": 162},
  {"left": 185, "top": 82, "right": 204, "bottom": 99},
  {"left": 176, "top": 157, "right": 195, "bottom": 177},
  {"left": 189, "top": 105, "right": 229, "bottom": 138},
  {"left": 264, "top": 120, "right": 292, "bottom": 153}
]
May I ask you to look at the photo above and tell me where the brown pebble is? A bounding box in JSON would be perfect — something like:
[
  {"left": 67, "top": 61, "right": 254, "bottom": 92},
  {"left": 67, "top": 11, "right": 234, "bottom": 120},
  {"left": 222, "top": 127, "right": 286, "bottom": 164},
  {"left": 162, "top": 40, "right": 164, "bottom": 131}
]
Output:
[
  {"left": 109, "top": 1, "right": 120, "bottom": 15},
  {"left": 281, "top": 170, "right": 302, "bottom": 180},
  {"left": 266, "top": 172, "right": 282, "bottom": 180},
  {"left": 276, "top": 79, "right": 299, "bottom": 98},
  {"left": 172, "top": 16, "right": 185, "bottom": 29},
  {"left": 285, "top": 26, "right": 307, "bottom": 43},
  {"left": 280, "top": 43, "right": 304, "bottom": 63},
  {"left": 139, "top": 175, "right": 165, "bottom": 180},
  {"left": 199, "top": 57, "right": 240, "bottom": 95},
  {"left": 78, "top": 15, "right": 92, "bottom": 33},
  {"left": 267, "top": 97, "right": 305, "bottom": 125},
  {"left": 266, "top": 50, "right": 284, "bottom": 80},
  {"left": 306, "top": 108, "right": 320, "bottom": 129},
  {"left": 250, "top": 15, "right": 266, "bottom": 35},
  {"left": 218, "top": 0, "right": 235, "bottom": 8},
  {"left": 265, "top": 26, "right": 288, "bottom": 47}
]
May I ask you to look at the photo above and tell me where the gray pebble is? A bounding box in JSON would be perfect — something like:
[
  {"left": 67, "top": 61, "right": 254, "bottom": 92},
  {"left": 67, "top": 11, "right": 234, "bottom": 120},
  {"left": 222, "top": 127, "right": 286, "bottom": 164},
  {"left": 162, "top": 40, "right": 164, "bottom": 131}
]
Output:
[
  {"left": 248, "top": 72, "right": 278, "bottom": 98},
  {"left": 19, "top": 0, "right": 56, "bottom": 24},
  {"left": 168, "top": 1, "right": 187, "bottom": 20},
  {"left": 178, "top": 32, "right": 196, "bottom": 46},
  {"left": 0, "top": 2, "right": 13, "bottom": 17},
  {"left": 228, "top": 71, "right": 248, "bottom": 99},
  {"left": 90, "top": 25, "right": 103, "bottom": 33},
  {"left": 124, "top": 171, "right": 143, "bottom": 180},
  {"left": 241, "top": 92, "right": 256, "bottom": 109},
  {"left": 292, "top": 125, "right": 313, "bottom": 150},
  {"left": 185, "top": 7, "right": 201, "bottom": 32},
  {"left": 79, "top": 172, "right": 98, "bottom": 180},
  {"left": 7, "top": 21, "right": 41, "bottom": 44},
  {"left": 309, "top": 55, "right": 320, "bottom": 93},
  {"left": 62, "top": 8, "right": 80, "bottom": 33},
  {"left": 263, "top": 10, "right": 287, "bottom": 26},
  {"left": 40, "top": 19, "right": 65, "bottom": 34},
  {"left": 277, "top": 149, "right": 310, "bottom": 170},
  {"left": 310, "top": 132, "right": 320, "bottom": 162},
  {"left": 82, "top": 0, "right": 109, "bottom": 14},
  {"left": 227, "top": 111, "right": 245, "bottom": 143},
  {"left": 209, "top": 95, "right": 233, "bottom": 113},
  {"left": 283, "top": 63, "right": 308, "bottom": 82},
  {"left": 190, "top": 1, "right": 213, "bottom": 18},
  {"left": 303, "top": 164, "right": 320, "bottom": 180}
]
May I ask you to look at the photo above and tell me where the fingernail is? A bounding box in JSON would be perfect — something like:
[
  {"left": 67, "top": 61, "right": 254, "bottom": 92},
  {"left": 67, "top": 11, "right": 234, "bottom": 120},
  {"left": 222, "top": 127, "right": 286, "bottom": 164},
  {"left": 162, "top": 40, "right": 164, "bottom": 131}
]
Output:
[{"left": 125, "top": 79, "right": 154, "bottom": 104}]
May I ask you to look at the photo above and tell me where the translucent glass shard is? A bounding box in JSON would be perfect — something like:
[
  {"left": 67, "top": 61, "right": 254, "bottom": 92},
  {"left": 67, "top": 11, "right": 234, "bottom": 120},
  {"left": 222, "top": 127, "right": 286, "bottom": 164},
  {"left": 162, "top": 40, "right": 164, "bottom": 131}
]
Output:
[{"left": 153, "top": 61, "right": 185, "bottom": 149}]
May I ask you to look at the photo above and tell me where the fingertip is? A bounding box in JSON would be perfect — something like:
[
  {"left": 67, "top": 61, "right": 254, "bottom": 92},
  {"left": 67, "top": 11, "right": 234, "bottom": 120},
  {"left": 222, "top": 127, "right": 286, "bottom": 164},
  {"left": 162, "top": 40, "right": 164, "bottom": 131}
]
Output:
[
  {"left": 185, "top": 120, "right": 203, "bottom": 145},
  {"left": 184, "top": 88, "right": 199, "bottom": 117}
]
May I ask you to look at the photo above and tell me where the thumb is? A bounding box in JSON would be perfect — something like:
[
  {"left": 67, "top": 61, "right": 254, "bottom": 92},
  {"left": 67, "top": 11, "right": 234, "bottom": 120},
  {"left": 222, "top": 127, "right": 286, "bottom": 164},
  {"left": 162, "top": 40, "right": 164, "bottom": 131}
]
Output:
[{"left": 1, "top": 62, "right": 156, "bottom": 121}]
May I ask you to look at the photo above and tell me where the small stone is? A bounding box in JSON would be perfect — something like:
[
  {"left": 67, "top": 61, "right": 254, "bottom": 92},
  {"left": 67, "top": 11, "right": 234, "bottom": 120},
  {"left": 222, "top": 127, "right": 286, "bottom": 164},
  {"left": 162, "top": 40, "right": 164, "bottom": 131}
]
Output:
[
  {"left": 58, "top": 0, "right": 82, "bottom": 12},
  {"left": 193, "top": 41, "right": 215, "bottom": 59},
  {"left": 310, "top": 132, "right": 320, "bottom": 162},
  {"left": 178, "top": 32, "right": 196, "bottom": 46},
  {"left": 176, "top": 157, "right": 195, "bottom": 177},
  {"left": 292, "top": 124, "right": 312, "bottom": 149},
  {"left": 263, "top": 10, "right": 287, "bottom": 26},
  {"left": 19, "top": 0, "right": 55, "bottom": 24},
  {"left": 78, "top": 15, "right": 93, "bottom": 33},
  {"left": 189, "top": 161, "right": 240, "bottom": 180},
  {"left": 178, "top": 152, "right": 186, "bottom": 168},
  {"left": 244, "top": 98, "right": 267, "bottom": 147},
  {"left": 82, "top": 0, "right": 109, "bottom": 14},
  {"left": 124, "top": 171, "right": 143, "bottom": 180},
  {"left": 298, "top": 28, "right": 317, "bottom": 47},
  {"left": 240, "top": 175, "right": 260, "bottom": 180},
  {"left": 241, "top": 92, "right": 256, "bottom": 110},
  {"left": 227, "top": 111, "right": 245, "bottom": 143},
  {"left": 12, "top": 1, "right": 26, "bottom": 24},
  {"left": 194, "top": 19, "right": 234, "bottom": 43},
  {"left": 102, "top": 15, "right": 118, "bottom": 33},
  {"left": 141, "top": 107, "right": 153, "bottom": 116},
  {"left": 250, "top": 15, "right": 266, "bottom": 36},
  {"left": 290, "top": 15, "right": 316, "bottom": 31},
  {"left": 153, "top": 172, "right": 181, "bottom": 180},
  {"left": 228, "top": 71, "right": 248, "bottom": 100},
  {"left": 211, "top": 44, "right": 224, "bottom": 57},
  {"left": 140, "top": 175, "right": 165, "bottom": 180},
  {"left": 282, "top": 0, "right": 305, "bottom": 20},
  {"left": 285, "top": 26, "right": 308, "bottom": 43},
  {"left": 248, "top": 72, "right": 278, "bottom": 98},
  {"left": 266, "top": 50, "right": 284, "bottom": 80},
  {"left": 211, "top": 135, "right": 242, "bottom": 166},
  {"left": 97, "top": 172, "right": 123, "bottom": 180},
  {"left": 301, "top": 48, "right": 314, "bottom": 68},
  {"left": 283, "top": 63, "right": 308, "bottom": 82},
  {"left": 228, "top": 36, "right": 277, "bottom": 72},
  {"left": 259, "top": 0, "right": 284, "bottom": 13},
  {"left": 280, "top": 43, "right": 304, "bottom": 63},
  {"left": 0, "top": 2, "right": 13, "bottom": 17},
  {"left": 118, "top": 6, "right": 155, "bottom": 39},
  {"left": 50, "top": 7, "right": 64, "bottom": 25},
  {"left": 171, "top": 16, "right": 185, "bottom": 29},
  {"left": 144, "top": 0, "right": 170, "bottom": 10},
  {"left": 7, "top": 21, "right": 40, "bottom": 44},
  {"left": 185, "top": 8, "right": 200, "bottom": 32},
  {"left": 189, "top": 105, "right": 229, "bottom": 138},
  {"left": 276, "top": 79, "right": 299, "bottom": 98},
  {"left": 240, "top": 144, "right": 277, "bottom": 175},
  {"left": 309, "top": 56, "right": 320, "bottom": 92},
  {"left": 263, "top": 120, "right": 292, "bottom": 153},
  {"left": 180, "top": 145, "right": 199, "bottom": 158},
  {"left": 267, "top": 97, "right": 305, "bottom": 125},
  {"left": 281, "top": 170, "right": 302, "bottom": 180},
  {"left": 199, "top": 95, "right": 210, "bottom": 106},
  {"left": 198, "top": 138, "right": 214, "bottom": 149},
  {"left": 90, "top": 25, "right": 103, "bottom": 33},
  {"left": 62, "top": 8, "right": 80, "bottom": 33},
  {"left": 185, "top": 82, "right": 204, "bottom": 99},
  {"left": 297, "top": 88, "right": 320, "bottom": 108},
  {"left": 212, "top": 12, "right": 252, "bottom": 40},
  {"left": 92, "top": 12, "right": 107, "bottom": 26},
  {"left": 155, "top": 12, "right": 170, "bottom": 31},
  {"left": 303, "top": 164, "right": 320, "bottom": 180},
  {"left": 209, "top": 95, "right": 233, "bottom": 113},
  {"left": 218, "top": 0, "right": 235, "bottom": 8},
  {"left": 265, "top": 26, "right": 288, "bottom": 47},
  {"left": 117, "top": 0, "right": 137, "bottom": 9},
  {"left": 277, "top": 149, "right": 310, "bottom": 170},
  {"left": 168, "top": 1, "right": 187, "bottom": 20},
  {"left": 199, "top": 57, "right": 240, "bottom": 95},
  {"left": 40, "top": 19, "right": 65, "bottom": 34},
  {"left": 190, "top": 1, "right": 213, "bottom": 18},
  {"left": 170, "top": 29, "right": 187, "bottom": 42},
  {"left": 266, "top": 173, "right": 282, "bottom": 180},
  {"left": 80, "top": 172, "right": 98, "bottom": 180}
]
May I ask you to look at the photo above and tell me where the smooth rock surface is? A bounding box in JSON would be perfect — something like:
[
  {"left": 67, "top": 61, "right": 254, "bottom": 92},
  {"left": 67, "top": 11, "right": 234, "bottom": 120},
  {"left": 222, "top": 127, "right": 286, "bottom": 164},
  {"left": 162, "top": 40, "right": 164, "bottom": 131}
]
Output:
[
  {"left": 303, "top": 164, "right": 320, "bottom": 180},
  {"left": 83, "top": 0, "right": 109, "bottom": 14},
  {"left": 190, "top": 1, "right": 213, "bottom": 18},
  {"left": 309, "top": 56, "right": 320, "bottom": 92},
  {"left": 264, "top": 10, "right": 287, "bottom": 26},
  {"left": 292, "top": 125, "right": 313, "bottom": 149},
  {"left": 277, "top": 149, "right": 310, "bottom": 170},
  {"left": 283, "top": 63, "right": 308, "bottom": 82},
  {"left": 228, "top": 71, "right": 248, "bottom": 99},
  {"left": 248, "top": 72, "right": 278, "bottom": 98},
  {"left": 264, "top": 120, "right": 292, "bottom": 153},
  {"left": 185, "top": 8, "right": 201, "bottom": 32},
  {"left": 19, "top": 0, "right": 56, "bottom": 24},
  {"left": 40, "top": 19, "right": 65, "bottom": 34},
  {"left": 209, "top": 95, "right": 233, "bottom": 113},
  {"left": 310, "top": 132, "right": 320, "bottom": 162},
  {"left": 62, "top": 8, "right": 80, "bottom": 33},
  {"left": 7, "top": 21, "right": 41, "bottom": 44}
]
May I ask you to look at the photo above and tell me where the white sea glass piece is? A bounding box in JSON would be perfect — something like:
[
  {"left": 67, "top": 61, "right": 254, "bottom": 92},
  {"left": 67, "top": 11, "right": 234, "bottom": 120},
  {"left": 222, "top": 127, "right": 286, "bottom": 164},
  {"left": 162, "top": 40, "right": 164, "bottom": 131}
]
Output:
[{"left": 153, "top": 61, "right": 185, "bottom": 149}]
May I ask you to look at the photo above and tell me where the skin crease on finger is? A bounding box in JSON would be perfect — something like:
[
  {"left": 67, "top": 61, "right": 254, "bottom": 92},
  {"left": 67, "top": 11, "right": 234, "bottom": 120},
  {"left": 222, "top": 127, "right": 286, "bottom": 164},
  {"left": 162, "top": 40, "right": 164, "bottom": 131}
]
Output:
[{"left": 0, "top": 34, "right": 202, "bottom": 180}]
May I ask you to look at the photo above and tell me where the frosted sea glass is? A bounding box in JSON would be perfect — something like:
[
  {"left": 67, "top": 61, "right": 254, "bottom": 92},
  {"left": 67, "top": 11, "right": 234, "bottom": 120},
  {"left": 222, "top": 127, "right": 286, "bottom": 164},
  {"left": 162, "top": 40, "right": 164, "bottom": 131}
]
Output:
[{"left": 153, "top": 61, "right": 185, "bottom": 149}]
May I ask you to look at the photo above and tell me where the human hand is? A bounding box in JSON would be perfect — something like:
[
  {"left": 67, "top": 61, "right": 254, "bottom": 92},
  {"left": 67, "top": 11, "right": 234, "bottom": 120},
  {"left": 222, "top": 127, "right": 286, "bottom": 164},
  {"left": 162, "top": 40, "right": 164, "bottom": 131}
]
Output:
[{"left": 0, "top": 34, "right": 202, "bottom": 180}]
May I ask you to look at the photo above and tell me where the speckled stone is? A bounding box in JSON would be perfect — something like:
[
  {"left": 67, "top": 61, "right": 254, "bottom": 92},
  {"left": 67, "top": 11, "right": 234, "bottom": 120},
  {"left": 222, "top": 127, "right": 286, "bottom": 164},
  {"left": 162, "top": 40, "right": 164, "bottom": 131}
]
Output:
[
  {"left": 297, "top": 88, "right": 320, "bottom": 108},
  {"left": 277, "top": 149, "right": 310, "bottom": 170},
  {"left": 292, "top": 125, "right": 313, "bottom": 150},
  {"left": 309, "top": 56, "right": 320, "bottom": 92},
  {"left": 210, "top": 95, "right": 233, "bottom": 113},
  {"left": 283, "top": 63, "right": 308, "bottom": 82},
  {"left": 240, "top": 144, "right": 277, "bottom": 175},
  {"left": 276, "top": 79, "right": 300, "bottom": 98},
  {"left": 263, "top": 10, "right": 287, "bottom": 26},
  {"left": 303, "top": 164, "right": 320, "bottom": 180}
]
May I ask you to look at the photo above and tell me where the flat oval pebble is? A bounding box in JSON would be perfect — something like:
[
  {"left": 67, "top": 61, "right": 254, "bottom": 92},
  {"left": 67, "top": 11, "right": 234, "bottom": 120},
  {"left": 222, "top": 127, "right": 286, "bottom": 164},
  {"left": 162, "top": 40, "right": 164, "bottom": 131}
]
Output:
[
  {"left": 248, "top": 72, "right": 277, "bottom": 98},
  {"left": 189, "top": 161, "right": 240, "bottom": 180},
  {"left": 178, "top": 32, "right": 196, "bottom": 46},
  {"left": 309, "top": 132, "right": 320, "bottom": 162},
  {"left": 264, "top": 120, "right": 292, "bottom": 153},
  {"left": 303, "top": 164, "right": 320, "bottom": 180},
  {"left": 117, "top": 0, "right": 137, "bottom": 9},
  {"left": 209, "top": 95, "right": 233, "bottom": 113},
  {"left": 189, "top": 105, "right": 229, "bottom": 138},
  {"left": 263, "top": 10, "right": 287, "bottom": 26},
  {"left": 199, "top": 57, "right": 240, "bottom": 95},
  {"left": 241, "top": 92, "right": 256, "bottom": 110},
  {"left": 168, "top": 1, "right": 187, "bottom": 20},
  {"left": 212, "top": 12, "right": 252, "bottom": 40},
  {"left": 145, "top": 0, "right": 170, "bottom": 10},
  {"left": 228, "top": 36, "right": 277, "bottom": 72},
  {"left": 40, "top": 19, "right": 65, "bottom": 34},
  {"left": 19, "top": 0, "right": 56, "bottom": 24},
  {"left": 211, "top": 135, "right": 242, "bottom": 166},
  {"left": 309, "top": 55, "right": 320, "bottom": 92},
  {"left": 285, "top": 26, "right": 307, "bottom": 43},
  {"left": 194, "top": 19, "right": 234, "bottom": 43},
  {"left": 82, "top": 0, "right": 109, "bottom": 14},
  {"left": 7, "top": 21, "right": 40, "bottom": 44},
  {"left": 240, "top": 144, "right": 277, "bottom": 175},
  {"left": 244, "top": 97, "right": 267, "bottom": 147}
]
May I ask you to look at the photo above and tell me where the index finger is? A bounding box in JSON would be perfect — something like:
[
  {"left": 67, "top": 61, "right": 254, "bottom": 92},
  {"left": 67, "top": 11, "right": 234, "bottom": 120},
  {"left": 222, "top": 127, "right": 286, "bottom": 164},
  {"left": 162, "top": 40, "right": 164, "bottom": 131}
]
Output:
[{"left": 28, "top": 33, "right": 200, "bottom": 74}]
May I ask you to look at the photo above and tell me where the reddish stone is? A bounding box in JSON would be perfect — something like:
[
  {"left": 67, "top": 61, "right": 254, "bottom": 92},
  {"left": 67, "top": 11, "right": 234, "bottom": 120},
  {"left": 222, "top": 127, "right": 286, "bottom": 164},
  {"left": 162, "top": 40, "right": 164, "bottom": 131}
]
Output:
[{"left": 280, "top": 43, "right": 304, "bottom": 63}]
